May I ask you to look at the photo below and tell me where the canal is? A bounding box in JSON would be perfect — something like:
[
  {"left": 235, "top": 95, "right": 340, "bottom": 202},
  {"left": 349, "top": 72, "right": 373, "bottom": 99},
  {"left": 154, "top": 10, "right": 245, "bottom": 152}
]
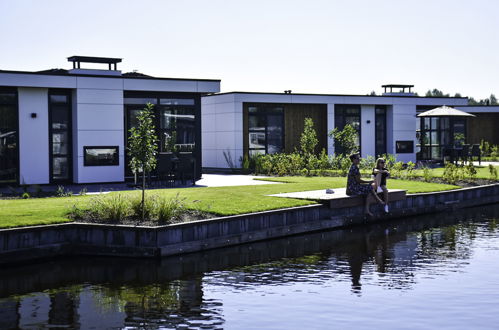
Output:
[{"left": 1, "top": 204, "right": 498, "bottom": 329}]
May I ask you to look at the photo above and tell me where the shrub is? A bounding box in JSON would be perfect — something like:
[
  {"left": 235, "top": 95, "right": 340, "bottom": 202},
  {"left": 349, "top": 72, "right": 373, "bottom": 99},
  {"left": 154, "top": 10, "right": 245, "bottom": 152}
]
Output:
[
  {"left": 56, "top": 185, "right": 66, "bottom": 197},
  {"left": 329, "top": 123, "right": 358, "bottom": 156},
  {"left": 405, "top": 161, "right": 416, "bottom": 179},
  {"left": 131, "top": 195, "right": 157, "bottom": 220},
  {"left": 391, "top": 162, "right": 404, "bottom": 178},
  {"left": 359, "top": 155, "right": 376, "bottom": 171},
  {"left": 157, "top": 194, "right": 186, "bottom": 224},
  {"left": 464, "top": 163, "right": 477, "bottom": 181},
  {"left": 300, "top": 118, "right": 319, "bottom": 157},
  {"left": 91, "top": 194, "right": 131, "bottom": 222},
  {"left": 442, "top": 162, "right": 459, "bottom": 184},
  {"left": 422, "top": 166, "right": 432, "bottom": 183},
  {"left": 21, "top": 192, "right": 30, "bottom": 199},
  {"left": 382, "top": 153, "right": 397, "bottom": 170},
  {"left": 489, "top": 164, "right": 498, "bottom": 181}
]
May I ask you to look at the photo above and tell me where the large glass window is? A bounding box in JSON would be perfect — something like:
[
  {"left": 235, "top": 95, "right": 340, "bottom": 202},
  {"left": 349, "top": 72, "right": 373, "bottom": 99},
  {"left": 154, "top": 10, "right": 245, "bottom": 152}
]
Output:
[
  {"left": 0, "top": 89, "right": 18, "bottom": 185},
  {"left": 375, "top": 106, "right": 387, "bottom": 157},
  {"left": 247, "top": 105, "right": 284, "bottom": 156},
  {"left": 159, "top": 100, "right": 196, "bottom": 153},
  {"left": 49, "top": 92, "right": 72, "bottom": 182},
  {"left": 417, "top": 115, "right": 467, "bottom": 161},
  {"left": 334, "top": 105, "right": 361, "bottom": 154},
  {"left": 124, "top": 95, "right": 198, "bottom": 179}
]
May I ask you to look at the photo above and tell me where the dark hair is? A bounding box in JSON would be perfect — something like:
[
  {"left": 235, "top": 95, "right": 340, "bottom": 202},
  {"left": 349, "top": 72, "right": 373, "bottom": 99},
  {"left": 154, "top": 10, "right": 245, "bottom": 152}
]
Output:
[{"left": 349, "top": 153, "right": 360, "bottom": 161}]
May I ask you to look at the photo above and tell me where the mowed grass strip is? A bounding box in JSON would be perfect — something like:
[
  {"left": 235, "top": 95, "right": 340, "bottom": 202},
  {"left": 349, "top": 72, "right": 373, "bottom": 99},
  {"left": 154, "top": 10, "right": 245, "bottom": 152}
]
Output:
[
  {"left": 0, "top": 177, "right": 460, "bottom": 229},
  {"left": 411, "top": 165, "right": 499, "bottom": 180}
]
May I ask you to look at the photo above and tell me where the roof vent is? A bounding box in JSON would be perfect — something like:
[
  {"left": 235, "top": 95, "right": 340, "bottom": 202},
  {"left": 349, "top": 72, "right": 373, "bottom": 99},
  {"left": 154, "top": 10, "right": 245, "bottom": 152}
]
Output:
[
  {"left": 382, "top": 84, "right": 415, "bottom": 96},
  {"left": 67, "top": 56, "right": 122, "bottom": 76}
]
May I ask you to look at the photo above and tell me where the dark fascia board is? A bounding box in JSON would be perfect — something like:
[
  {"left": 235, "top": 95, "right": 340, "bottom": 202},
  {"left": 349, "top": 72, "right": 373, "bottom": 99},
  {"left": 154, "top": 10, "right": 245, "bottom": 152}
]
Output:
[
  {"left": 203, "top": 91, "right": 468, "bottom": 99},
  {"left": 381, "top": 84, "right": 414, "bottom": 88},
  {"left": 0, "top": 69, "right": 221, "bottom": 82},
  {"left": 455, "top": 105, "right": 499, "bottom": 107}
]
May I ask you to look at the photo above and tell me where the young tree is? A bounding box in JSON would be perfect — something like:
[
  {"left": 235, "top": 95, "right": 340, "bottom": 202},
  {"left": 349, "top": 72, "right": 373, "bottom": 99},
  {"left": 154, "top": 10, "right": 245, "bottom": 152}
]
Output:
[
  {"left": 329, "top": 123, "right": 358, "bottom": 156},
  {"left": 300, "top": 117, "right": 318, "bottom": 157},
  {"left": 128, "top": 103, "right": 158, "bottom": 221},
  {"left": 300, "top": 117, "right": 319, "bottom": 174}
]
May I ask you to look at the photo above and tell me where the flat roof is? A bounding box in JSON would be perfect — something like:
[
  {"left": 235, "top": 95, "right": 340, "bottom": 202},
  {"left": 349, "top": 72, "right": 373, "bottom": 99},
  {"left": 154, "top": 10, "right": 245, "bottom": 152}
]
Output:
[
  {"left": 381, "top": 84, "right": 414, "bottom": 88},
  {"left": 67, "top": 56, "right": 122, "bottom": 64},
  {"left": 0, "top": 69, "right": 221, "bottom": 82},
  {"left": 203, "top": 91, "right": 468, "bottom": 99}
]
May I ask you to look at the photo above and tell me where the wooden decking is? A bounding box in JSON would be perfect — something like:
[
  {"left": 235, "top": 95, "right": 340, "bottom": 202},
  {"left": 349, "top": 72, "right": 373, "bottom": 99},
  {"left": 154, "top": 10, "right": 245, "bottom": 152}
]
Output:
[{"left": 269, "top": 188, "right": 406, "bottom": 209}]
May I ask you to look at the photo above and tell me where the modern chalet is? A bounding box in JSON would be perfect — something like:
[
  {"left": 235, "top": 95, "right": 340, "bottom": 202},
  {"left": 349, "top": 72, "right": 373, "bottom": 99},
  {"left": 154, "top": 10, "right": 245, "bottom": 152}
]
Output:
[{"left": 0, "top": 56, "right": 220, "bottom": 185}]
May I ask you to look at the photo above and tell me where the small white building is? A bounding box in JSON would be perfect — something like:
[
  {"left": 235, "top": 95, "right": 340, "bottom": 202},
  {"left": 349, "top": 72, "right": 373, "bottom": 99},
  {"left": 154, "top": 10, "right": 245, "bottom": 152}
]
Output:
[
  {"left": 0, "top": 56, "right": 220, "bottom": 185},
  {"left": 201, "top": 86, "right": 468, "bottom": 170}
]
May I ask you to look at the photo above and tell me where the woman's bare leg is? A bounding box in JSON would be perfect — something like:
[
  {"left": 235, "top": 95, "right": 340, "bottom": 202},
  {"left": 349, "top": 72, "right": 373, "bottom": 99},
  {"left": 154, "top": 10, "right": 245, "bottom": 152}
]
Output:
[
  {"left": 382, "top": 185, "right": 388, "bottom": 204},
  {"left": 365, "top": 194, "right": 374, "bottom": 216}
]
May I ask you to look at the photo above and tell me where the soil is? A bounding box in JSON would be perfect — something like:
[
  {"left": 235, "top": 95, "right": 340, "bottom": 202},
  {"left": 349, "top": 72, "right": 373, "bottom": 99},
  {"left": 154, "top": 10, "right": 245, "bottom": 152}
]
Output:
[{"left": 72, "top": 210, "right": 217, "bottom": 227}]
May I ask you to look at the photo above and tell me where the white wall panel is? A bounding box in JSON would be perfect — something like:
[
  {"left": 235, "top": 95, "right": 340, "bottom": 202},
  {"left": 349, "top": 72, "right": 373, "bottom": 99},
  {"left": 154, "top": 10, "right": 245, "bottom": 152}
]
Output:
[
  {"left": 76, "top": 158, "right": 124, "bottom": 183},
  {"left": 200, "top": 103, "right": 216, "bottom": 115},
  {"left": 76, "top": 89, "right": 123, "bottom": 105},
  {"left": 124, "top": 79, "right": 197, "bottom": 92},
  {"left": 202, "top": 148, "right": 217, "bottom": 167},
  {"left": 392, "top": 104, "right": 417, "bottom": 162},
  {"left": 216, "top": 148, "right": 243, "bottom": 168},
  {"left": 18, "top": 88, "right": 50, "bottom": 184},
  {"left": 76, "top": 131, "right": 124, "bottom": 157},
  {"left": 76, "top": 77, "right": 124, "bottom": 90},
  {"left": 361, "top": 105, "right": 375, "bottom": 158},
  {"left": 202, "top": 114, "right": 216, "bottom": 132},
  {"left": 196, "top": 80, "right": 221, "bottom": 93},
  {"left": 76, "top": 104, "right": 123, "bottom": 131},
  {"left": 202, "top": 132, "right": 217, "bottom": 149},
  {"left": 0, "top": 73, "right": 76, "bottom": 89}
]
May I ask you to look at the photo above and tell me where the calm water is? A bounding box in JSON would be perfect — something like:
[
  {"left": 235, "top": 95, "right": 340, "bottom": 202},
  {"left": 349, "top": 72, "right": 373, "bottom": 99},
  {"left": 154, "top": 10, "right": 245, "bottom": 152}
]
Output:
[{"left": 1, "top": 205, "right": 499, "bottom": 329}]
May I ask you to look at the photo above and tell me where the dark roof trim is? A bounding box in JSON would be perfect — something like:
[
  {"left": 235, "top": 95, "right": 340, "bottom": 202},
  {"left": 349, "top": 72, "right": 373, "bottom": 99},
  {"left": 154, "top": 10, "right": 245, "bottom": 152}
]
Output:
[
  {"left": 204, "top": 91, "right": 468, "bottom": 99},
  {"left": 67, "top": 56, "right": 122, "bottom": 64},
  {"left": 381, "top": 84, "right": 414, "bottom": 88},
  {"left": 455, "top": 105, "right": 499, "bottom": 107},
  {"left": 0, "top": 69, "right": 220, "bottom": 82}
]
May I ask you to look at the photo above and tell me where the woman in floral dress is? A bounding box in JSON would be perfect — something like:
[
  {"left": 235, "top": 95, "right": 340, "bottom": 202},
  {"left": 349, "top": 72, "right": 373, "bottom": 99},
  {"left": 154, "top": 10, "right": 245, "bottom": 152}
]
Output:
[{"left": 346, "top": 153, "right": 385, "bottom": 216}]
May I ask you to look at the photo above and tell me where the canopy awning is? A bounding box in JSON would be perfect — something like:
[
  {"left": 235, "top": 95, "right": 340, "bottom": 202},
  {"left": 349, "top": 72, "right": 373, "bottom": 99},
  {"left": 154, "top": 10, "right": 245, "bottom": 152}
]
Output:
[{"left": 417, "top": 105, "right": 476, "bottom": 117}]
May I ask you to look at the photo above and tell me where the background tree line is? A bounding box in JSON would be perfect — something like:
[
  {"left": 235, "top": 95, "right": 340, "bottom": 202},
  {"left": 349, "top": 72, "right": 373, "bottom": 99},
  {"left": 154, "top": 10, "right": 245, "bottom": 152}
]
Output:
[{"left": 369, "top": 88, "right": 498, "bottom": 105}]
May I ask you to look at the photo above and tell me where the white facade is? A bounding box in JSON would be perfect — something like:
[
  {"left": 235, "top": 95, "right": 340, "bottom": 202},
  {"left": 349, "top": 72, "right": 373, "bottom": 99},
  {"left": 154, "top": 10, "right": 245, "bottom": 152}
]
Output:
[
  {"left": 201, "top": 93, "right": 469, "bottom": 169},
  {"left": 0, "top": 68, "right": 220, "bottom": 185}
]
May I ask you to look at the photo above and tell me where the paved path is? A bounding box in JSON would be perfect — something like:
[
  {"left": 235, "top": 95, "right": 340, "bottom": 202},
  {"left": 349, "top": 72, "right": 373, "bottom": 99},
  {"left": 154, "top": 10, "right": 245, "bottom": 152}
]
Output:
[{"left": 195, "top": 174, "right": 281, "bottom": 187}]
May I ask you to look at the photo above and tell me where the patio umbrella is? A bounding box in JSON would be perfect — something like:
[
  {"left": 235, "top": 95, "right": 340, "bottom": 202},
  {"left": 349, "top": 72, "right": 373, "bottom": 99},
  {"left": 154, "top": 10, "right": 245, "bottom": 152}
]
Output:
[{"left": 417, "top": 105, "right": 476, "bottom": 117}]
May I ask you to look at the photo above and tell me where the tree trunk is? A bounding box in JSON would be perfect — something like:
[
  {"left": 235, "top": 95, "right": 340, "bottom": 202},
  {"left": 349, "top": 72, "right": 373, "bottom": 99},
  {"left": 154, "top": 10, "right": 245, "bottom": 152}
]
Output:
[{"left": 142, "top": 167, "right": 146, "bottom": 222}]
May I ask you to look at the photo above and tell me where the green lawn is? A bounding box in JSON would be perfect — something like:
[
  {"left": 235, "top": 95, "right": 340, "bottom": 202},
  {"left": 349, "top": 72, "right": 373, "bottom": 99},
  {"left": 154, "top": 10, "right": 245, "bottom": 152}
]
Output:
[
  {"left": 411, "top": 165, "right": 499, "bottom": 180},
  {"left": 0, "top": 177, "right": 460, "bottom": 229}
]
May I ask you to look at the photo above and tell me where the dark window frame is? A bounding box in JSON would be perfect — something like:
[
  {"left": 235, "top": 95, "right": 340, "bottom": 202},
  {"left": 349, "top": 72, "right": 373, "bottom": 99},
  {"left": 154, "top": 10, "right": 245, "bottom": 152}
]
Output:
[
  {"left": 334, "top": 104, "right": 361, "bottom": 155},
  {"left": 0, "top": 87, "right": 19, "bottom": 186},
  {"left": 375, "top": 105, "right": 387, "bottom": 157},
  {"left": 48, "top": 89, "right": 72, "bottom": 183},
  {"left": 123, "top": 91, "right": 201, "bottom": 180},
  {"left": 83, "top": 146, "right": 119, "bottom": 166},
  {"left": 246, "top": 103, "right": 285, "bottom": 156}
]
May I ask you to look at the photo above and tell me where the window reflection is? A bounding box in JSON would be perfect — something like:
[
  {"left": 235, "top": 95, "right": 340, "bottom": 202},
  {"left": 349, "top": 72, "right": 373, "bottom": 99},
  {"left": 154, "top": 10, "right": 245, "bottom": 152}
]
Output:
[
  {"left": 247, "top": 104, "right": 284, "bottom": 155},
  {"left": 0, "top": 90, "right": 18, "bottom": 184}
]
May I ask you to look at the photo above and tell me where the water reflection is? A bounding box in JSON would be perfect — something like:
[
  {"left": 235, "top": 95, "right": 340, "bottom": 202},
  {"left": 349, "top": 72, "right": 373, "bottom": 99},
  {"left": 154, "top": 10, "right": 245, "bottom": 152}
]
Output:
[{"left": 0, "top": 204, "right": 498, "bottom": 329}]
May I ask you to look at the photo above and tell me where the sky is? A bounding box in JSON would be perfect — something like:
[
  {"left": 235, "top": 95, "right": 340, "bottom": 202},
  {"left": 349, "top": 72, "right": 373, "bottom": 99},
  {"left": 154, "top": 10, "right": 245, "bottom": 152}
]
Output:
[{"left": 1, "top": 0, "right": 498, "bottom": 98}]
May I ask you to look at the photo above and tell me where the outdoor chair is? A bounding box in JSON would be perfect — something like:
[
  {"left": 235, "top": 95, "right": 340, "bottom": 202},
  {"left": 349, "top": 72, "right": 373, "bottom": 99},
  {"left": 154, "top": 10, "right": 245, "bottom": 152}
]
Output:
[
  {"left": 461, "top": 144, "right": 470, "bottom": 163},
  {"left": 177, "top": 153, "right": 196, "bottom": 185},
  {"left": 471, "top": 144, "right": 481, "bottom": 165},
  {"left": 157, "top": 154, "right": 177, "bottom": 187}
]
